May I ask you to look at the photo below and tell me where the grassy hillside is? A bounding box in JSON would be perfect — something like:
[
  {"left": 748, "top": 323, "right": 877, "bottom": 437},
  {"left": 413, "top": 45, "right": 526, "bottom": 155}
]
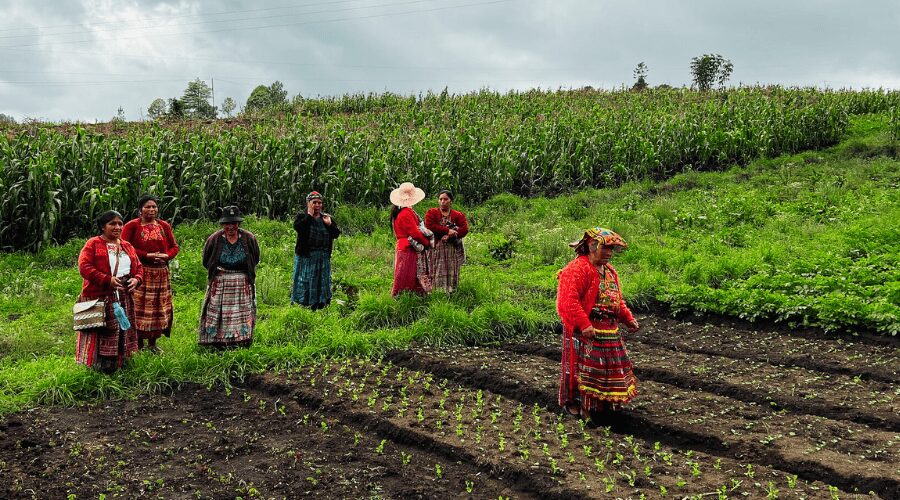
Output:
[{"left": 0, "top": 114, "right": 897, "bottom": 414}]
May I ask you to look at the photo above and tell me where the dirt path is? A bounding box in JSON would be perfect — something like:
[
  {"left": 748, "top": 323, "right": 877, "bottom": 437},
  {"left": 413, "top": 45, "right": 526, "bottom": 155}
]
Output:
[{"left": 1, "top": 313, "right": 897, "bottom": 498}]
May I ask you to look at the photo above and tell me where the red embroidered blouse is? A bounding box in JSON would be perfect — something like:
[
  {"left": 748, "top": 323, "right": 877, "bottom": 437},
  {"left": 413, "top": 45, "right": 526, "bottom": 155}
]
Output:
[
  {"left": 78, "top": 237, "right": 144, "bottom": 299},
  {"left": 121, "top": 219, "right": 180, "bottom": 265},
  {"left": 556, "top": 255, "right": 634, "bottom": 335},
  {"left": 393, "top": 208, "right": 431, "bottom": 251},
  {"left": 424, "top": 208, "right": 469, "bottom": 240}
]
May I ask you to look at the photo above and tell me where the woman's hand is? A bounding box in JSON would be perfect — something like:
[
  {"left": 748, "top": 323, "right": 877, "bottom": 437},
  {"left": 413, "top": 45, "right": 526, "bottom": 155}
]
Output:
[
  {"left": 126, "top": 277, "right": 140, "bottom": 292},
  {"left": 580, "top": 325, "right": 596, "bottom": 339},
  {"left": 322, "top": 214, "right": 332, "bottom": 226},
  {"left": 625, "top": 318, "right": 640, "bottom": 333},
  {"left": 448, "top": 229, "right": 458, "bottom": 238}
]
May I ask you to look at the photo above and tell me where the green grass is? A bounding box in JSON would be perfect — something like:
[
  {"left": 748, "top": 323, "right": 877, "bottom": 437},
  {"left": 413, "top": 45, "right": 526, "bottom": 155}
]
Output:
[{"left": 0, "top": 114, "right": 897, "bottom": 414}]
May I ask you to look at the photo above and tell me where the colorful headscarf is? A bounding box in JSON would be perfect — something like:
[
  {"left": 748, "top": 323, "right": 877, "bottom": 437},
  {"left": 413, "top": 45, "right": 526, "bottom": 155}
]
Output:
[
  {"left": 569, "top": 227, "right": 627, "bottom": 253},
  {"left": 306, "top": 191, "right": 323, "bottom": 202}
]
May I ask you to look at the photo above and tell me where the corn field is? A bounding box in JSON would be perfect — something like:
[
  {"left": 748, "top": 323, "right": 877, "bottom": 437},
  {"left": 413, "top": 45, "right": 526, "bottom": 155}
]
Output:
[{"left": 2, "top": 86, "right": 898, "bottom": 251}]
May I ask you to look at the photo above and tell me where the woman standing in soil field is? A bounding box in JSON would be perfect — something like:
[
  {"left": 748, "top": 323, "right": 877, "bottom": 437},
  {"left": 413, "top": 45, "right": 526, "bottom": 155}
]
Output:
[
  {"left": 390, "top": 182, "right": 433, "bottom": 297},
  {"left": 122, "top": 195, "right": 179, "bottom": 353},
  {"left": 556, "top": 228, "right": 640, "bottom": 426},
  {"left": 198, "top": 206, "right": 260, "bottom": 348},
  {"left": 291, "top": 191, "right": 341, "bottom": 309},
  {"left": 75, "top": 210, "right": 144, "bottom": 373},
  {"left": 425, "top": 190, "right": 469, "bottom": 293}
]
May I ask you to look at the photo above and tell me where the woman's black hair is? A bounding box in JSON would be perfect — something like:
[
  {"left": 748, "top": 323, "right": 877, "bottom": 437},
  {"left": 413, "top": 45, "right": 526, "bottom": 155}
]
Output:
[
  {"left": 438, "top": 189, "right": 454, "bottom": 201},
  {"left": 389, "top": 205, "right": 402, "bottom": 227},
  {"left": 137, "top": 194, "right": 159, "bottom": 211},
  {"left": 96, "top": 210, "right": 124, "bottom": 233}
]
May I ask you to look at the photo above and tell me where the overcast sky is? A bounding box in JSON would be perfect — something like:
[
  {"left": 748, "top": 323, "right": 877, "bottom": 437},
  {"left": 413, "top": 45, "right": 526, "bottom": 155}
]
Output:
[{"left": 1, "top": 0, "right": 898, "bottom": 122}]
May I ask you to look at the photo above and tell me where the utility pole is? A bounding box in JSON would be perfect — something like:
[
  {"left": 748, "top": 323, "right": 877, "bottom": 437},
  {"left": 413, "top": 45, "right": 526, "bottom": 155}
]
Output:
[{"left": 211, "top": 77, "right": 215, "bottom": 117}]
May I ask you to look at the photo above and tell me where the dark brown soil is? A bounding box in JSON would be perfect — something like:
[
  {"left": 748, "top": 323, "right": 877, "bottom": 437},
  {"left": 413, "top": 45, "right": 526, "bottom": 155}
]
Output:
[{"left": 1, "top": 313, "right": 897, "bottom": 499}]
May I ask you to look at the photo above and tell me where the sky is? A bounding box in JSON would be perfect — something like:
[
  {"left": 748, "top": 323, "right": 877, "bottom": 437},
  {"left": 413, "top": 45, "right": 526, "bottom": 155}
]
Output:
[{"left": 1, "top": 0, "right": 898, "bottom": 122}]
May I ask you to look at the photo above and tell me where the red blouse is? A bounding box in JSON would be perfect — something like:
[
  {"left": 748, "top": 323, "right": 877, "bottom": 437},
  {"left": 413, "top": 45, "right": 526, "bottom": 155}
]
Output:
[
  {"left": 424, "top": 208, "right": 469, "bottom": 239},
  {"left": 556, "top": 255, "right": 634, "bottom": 335},
  {"left": 78, "top": 237, "right": 144, "bottom": 299},
  {"left": 122, "top": 219, "right": 180, "bottom": 265},
  {"left": 393, "top": 208, "right": 431, "bottom": 251}
]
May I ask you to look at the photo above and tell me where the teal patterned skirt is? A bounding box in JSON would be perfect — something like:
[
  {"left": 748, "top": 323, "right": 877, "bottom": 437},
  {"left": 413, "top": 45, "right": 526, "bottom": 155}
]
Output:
[{"left": 291, "top": 250, "right": 333, "bottom": 308}]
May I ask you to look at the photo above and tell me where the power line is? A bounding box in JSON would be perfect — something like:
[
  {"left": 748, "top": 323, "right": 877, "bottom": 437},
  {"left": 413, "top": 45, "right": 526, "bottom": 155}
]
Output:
[
  {"left": 0, "top": 0, "right": 515, "bottom": 50},
  {"left": 0, "top": 0, "right": 367, "bottom": 34},
  {"left": 0, "top": 0, "right": 457, "bottom": 41}
]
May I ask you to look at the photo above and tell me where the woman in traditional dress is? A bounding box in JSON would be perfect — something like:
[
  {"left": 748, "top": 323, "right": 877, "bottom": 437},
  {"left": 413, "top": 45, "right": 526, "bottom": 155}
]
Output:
[
  {"left": 198, "top": 206, "right": 260, "bottom": 348},
  {"left": 556, "top": 228, "right": 640, "bottom": 425},
  {"left": 75, "top": 210, "right": 144, "bottom": 372},
  {"left": 122, "top": 195, "right": 179, "bottom": 352},
  {"left": 291, "top": 191, "right": 341, "bottom": 309},
  {"left": 425, "top": 190, "right": 469, "bottom": 293},
  {"left": 390, "top": 182, "right": 433, "bottom": 297}
]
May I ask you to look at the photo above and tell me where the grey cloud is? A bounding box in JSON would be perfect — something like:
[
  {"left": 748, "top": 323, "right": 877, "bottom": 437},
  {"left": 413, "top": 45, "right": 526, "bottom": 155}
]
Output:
[{"left": 1, "top": 0, "right": 898, "bottom": 122}]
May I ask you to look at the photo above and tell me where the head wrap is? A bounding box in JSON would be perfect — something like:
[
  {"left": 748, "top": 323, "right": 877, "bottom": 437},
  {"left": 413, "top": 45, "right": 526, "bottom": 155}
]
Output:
[
  {"left": 569, "top": 227, "right": 627, "bottom": 254},
  {"left": 306, "top": 191, "right": 323, "bottom": 202}
]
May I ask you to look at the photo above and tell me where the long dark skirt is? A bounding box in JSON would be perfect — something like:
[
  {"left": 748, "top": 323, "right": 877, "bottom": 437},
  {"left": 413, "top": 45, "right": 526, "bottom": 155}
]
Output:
[{"left": 291, "top": 251, "right": 332, "bottom": 308}]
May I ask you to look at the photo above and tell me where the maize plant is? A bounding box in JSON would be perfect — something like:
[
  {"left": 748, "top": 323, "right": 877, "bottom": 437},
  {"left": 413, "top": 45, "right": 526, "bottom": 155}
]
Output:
[{"left": 2, "top": 86, "right": 898, "bottom": 251}]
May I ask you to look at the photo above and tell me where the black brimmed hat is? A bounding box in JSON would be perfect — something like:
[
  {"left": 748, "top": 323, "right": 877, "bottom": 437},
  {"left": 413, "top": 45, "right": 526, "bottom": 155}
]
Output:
[{"left": 218, "top": 205, "right": 244, "bottom": 224}]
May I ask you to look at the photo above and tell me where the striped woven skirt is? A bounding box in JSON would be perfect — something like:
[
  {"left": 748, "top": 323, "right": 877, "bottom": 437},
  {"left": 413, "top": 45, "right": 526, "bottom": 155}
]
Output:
[
  {"left": 132, "top": 265, "right": 173, "bottom": 340},
  {"left": 428, "top": 240, "right": 465, "bottom": 293},
  {"left": 559, "top": 328, "right": 638, "bottom": 412},
  {"left": 75, "top": 291, "right": 139, "bottom": 372},
  {"left": 199, "top": 270, "right": 255, "bottom": 347},
  {"left": 291, "top": 251, "right": 332, "bottom": 308}
]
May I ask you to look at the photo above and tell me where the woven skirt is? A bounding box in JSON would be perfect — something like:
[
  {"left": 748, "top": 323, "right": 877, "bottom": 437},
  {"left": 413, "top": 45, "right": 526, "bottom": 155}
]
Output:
[
  {"left": 75, "top": 291, "right": 139, "bottom": 372},
  {"left": 132, "top": 265, "right": 173, "bottom": 340},
  {"left": 560, "top": 329, "right": 638, "bottom": 412},
  {"left": 428, "top": 240, "right": 464, "bottom": 293},
  {"left": 291, "top": 251, "right": 332, "bottom": 307},
  {"left": 199, "top": 270, "right": 255, "bottom": 347}
]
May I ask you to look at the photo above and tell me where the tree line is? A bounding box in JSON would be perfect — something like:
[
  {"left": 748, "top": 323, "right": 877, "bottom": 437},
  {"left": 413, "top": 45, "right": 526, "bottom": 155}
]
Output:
[{"left": 145, "top": 79, "right": 293, "bottom": 120}]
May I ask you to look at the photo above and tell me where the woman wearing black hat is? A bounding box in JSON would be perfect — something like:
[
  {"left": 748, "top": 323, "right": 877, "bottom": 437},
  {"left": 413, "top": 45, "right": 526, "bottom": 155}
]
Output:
[{"left": 198, "top": 206, "right": 261, "bottom": 348}]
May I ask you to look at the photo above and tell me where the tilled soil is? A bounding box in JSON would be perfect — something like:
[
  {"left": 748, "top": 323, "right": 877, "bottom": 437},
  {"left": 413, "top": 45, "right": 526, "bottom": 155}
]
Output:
[{"left": 1, "top": 313, "right": 898, "bottom": 499}]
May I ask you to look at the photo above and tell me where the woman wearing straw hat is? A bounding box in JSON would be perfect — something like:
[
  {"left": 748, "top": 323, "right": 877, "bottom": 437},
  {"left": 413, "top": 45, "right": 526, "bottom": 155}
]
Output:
[
  {"left": 557, "top": 228, "right": 640, "bottom": 426},
  {"left": 198, "top": 206, "right": 261, "bottom": 348},
  {"left": 389, "top": 182, "right": 433, "bottom": 297},
  {"left": 291, "top": 191, "right": 341, "bottom": 309}
]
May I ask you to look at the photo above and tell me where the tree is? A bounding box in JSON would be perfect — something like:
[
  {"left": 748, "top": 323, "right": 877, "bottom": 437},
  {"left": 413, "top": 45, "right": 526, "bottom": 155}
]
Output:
[
  {"left": 221, "top": 97, "right": 236, "bottom": 117},
  {"left": 632, "top": 62, "right": 649, "bottom": 91},
  {"left": 245, "top": 85, "right": 272, "bottom": 112},
  {"left": 0, "top": 113, "right": 15, "bottom": 125},
  {"left": 182, "top": 78, "right": 216, "bottom": 119},
  {"left": 268, "top": 81, "right": 288, "bottom": 108},
  {"left": 690, "top": 54, "right": 733, "bottom": 91},
  {"left": 111, "top": 106, "right": 126, "bottom": 123},
  {"left": 147, "top": 98, "right": 167, "bottom": 120},
  {"left": 167, "top": 97, "right": 185, "bottom": 118}
]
